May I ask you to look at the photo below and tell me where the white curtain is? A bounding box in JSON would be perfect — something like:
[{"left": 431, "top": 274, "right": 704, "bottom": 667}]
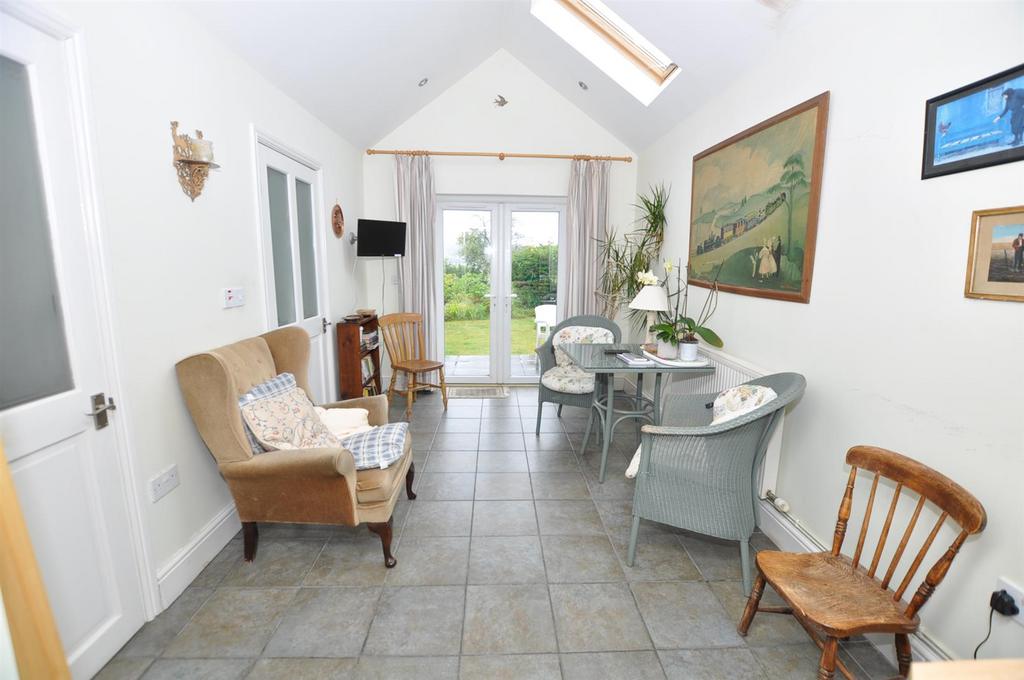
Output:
[
  {"left": 394, "top": 154, "right": 441, "bottom": 361},
  {"left": 563, "top": 159, "right": 610, "bottom": 318}
]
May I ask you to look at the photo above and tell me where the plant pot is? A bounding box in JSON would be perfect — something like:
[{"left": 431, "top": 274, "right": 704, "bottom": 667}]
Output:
[
  {"left": 657, "top": 340, "right": 678, "bottom": 359},
  {"left": 679, "top": 341, "right": 699, "bottom": 362}
]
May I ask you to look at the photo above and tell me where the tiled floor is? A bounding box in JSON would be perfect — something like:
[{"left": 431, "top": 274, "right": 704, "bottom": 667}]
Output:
[{"left": 98, "top": 388, "right": 896, "bottom": 680}]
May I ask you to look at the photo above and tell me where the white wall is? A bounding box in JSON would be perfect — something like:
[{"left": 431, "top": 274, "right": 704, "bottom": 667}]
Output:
[
  {"left": 361, "top": 49, "right": 638, "bottom": 322},
  {"left": 637, "top": 1, "right": 1024, "bottom": 660},
  {"left": 46, "top": 1, "right": 364, "bottom": 607}
]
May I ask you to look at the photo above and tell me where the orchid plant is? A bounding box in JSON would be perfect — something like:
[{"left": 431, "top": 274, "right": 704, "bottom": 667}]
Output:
[{"left": 649, "top": 260, "right": 723, "bottom": 348}]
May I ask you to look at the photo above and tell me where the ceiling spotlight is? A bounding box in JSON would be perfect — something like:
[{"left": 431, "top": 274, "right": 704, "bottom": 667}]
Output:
[
  {"left": 418, "top": 78, "right": 429, "bottom": 87},
  {"left": 578, "top": 80, "right": 589, "bottom": 91}
]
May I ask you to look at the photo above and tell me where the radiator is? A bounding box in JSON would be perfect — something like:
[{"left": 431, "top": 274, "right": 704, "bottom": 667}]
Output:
[{"left": 662, "top": 347, "right": 784, "bottom": 500}]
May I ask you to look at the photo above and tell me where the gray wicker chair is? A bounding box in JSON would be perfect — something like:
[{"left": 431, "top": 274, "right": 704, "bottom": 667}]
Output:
[
  {"left": 627, "top": 372, "right": 806, "bottom": 594},
  {"left": 534, "top": 315, "right": 621, "bottom": 436}
]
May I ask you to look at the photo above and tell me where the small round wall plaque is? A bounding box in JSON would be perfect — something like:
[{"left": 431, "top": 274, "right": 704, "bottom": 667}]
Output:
[{"left": 331, "top": 203, "right": 345, "bottom": 238}]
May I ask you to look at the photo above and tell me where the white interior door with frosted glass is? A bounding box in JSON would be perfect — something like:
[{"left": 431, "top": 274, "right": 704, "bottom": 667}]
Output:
[
  {"left": 0, "top": 9, "right": 146, "bottom": 678},
  {"left": 439, "top": 198, "right": 565, "bottom": 384},
  {"left": 256, "top": 144, "right": 331, "bottom": 402}
]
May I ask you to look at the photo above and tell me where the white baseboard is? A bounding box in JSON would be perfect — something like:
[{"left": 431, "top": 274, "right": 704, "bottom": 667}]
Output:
[
  {"left": 155, "top": 503, "right": 240, "bottom": 610},
  {"left": 756, "top": 499, "right": 953, "bottom": 663}
]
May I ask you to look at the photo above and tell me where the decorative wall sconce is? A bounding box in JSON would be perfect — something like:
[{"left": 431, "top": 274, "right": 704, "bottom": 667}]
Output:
[{"left": 170, "top": 121, "right": 219, "bottom": 201}]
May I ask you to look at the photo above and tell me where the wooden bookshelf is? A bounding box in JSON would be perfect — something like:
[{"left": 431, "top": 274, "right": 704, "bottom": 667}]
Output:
[{"left": 336, "top": 314, "right": 382, "bottom": 400}]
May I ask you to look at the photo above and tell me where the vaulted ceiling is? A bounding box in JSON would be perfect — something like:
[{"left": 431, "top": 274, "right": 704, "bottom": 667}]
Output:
[{"left": 191, "top": 0, "right": 782, "bottom": 150}]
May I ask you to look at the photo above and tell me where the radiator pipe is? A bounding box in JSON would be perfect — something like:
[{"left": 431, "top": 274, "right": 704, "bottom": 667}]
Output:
[{"left": 765, "top": 490, "right": 790, "bottom": 513}]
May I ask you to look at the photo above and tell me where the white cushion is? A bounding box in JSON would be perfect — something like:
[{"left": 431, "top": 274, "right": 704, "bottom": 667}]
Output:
[
  {"left": 552, "top": 325, "right": 615, "bottom": 367},
  {"left": 314, "top": 406, "right": 373, "bottom": 438},
  {"left": 712, "top": 384, "right": 778, "bottom": 424},
  {"left": 541, "top": 365, "right": 595, "bottom": 394},
  {"left": 626, "top": 445, "right": 642, "bottom": 479}
]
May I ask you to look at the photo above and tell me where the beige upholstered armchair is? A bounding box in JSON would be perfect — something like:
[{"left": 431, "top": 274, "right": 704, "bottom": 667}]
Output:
[{"left": 175, "top": 327, "right": 415, "bottom": 568}]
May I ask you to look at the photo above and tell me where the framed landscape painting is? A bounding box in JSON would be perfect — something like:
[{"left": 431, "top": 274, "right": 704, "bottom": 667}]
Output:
[
  {"left": 965, "top": 205, "right": 1024, "bottom": 302},
  {"left": 688, "top": 92, "right": 829, "bottom": 303},
  {"left": 922, "top": 62, "right": 1024, "bottom": 179}
]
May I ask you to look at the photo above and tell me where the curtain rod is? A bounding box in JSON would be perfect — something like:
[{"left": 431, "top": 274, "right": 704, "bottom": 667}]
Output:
[{"left": 365, "top": 148, "right": 633, "bottom": 163}]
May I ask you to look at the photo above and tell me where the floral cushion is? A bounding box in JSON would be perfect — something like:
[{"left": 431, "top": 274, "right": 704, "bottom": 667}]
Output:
[
  {"left": 541, "top": 365, "right": 595, "bottom": 394},
  {"left": 238, "top": 372, "right": 340, "bottom": 453},
  {"left": 552, "top": 325, "right": 615, "bottom": 367},
  {"left": 712, "top": 384, "right": 778, "bottom": 424}
]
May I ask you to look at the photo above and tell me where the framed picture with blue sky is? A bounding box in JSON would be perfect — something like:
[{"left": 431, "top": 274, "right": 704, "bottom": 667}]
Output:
[{"left": 922, "top": 62, "right": 1024, "bottom": 179}]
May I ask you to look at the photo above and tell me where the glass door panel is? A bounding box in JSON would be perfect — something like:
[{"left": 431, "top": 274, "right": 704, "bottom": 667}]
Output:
[
  {"left": 442, "top": 208, "right": 495, "bottom": 381},
  {"left": 295, "top": 178, "right": 319, "bottom": 319},
  {"left": 266, "top": 166, "right": 296, "bottom": 326},
  {"left": 509, "top": 210, "right": 561, "bottom": 380}
]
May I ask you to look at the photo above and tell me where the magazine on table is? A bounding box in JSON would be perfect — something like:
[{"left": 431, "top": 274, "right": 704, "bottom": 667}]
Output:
[
  {"left": 641, "top": 350, "right": 711, "bottom": 368},
  {"left": 617, "top": 352, "right": 655, "bottom": 366}
]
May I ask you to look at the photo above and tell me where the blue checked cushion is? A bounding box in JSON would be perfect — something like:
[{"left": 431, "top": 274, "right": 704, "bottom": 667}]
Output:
[
  {"left": 340, "top": 422, "right": 409, "bottom": 470},
  {"left": 238, "top": 372, "right": 340, "bottom": 455}
]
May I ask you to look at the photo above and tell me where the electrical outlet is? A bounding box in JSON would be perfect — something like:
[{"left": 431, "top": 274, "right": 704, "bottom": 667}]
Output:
[
  {"left": 996, "top": 577, "right": 1024, "bottom": 628},
  {"left": 150, "top": 464, "right": 179, "bottom": 502},
  {"left": 223, "top": 287, "right": 246, "bottom": 308}
]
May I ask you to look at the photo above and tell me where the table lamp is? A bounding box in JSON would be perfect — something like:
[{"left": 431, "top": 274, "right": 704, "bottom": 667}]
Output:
[{"left": 629, "top": 285, "right": 669, "bottom": 347}]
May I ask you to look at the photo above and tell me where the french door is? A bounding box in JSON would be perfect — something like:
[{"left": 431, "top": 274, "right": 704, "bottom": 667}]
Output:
[
  {"left": 256, "top": 142, "right": 331, "bottom": 402},
  {"left": 438, "top": 197, "right": 566, "bottom": 384},
  {"left": 1, "top": 8, "right": 146, "bottom": 677}
]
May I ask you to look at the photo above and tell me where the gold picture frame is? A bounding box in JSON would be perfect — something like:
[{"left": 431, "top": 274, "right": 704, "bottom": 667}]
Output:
[{"left": 964, "top": 205, "right": 1024, "bottom": 302}]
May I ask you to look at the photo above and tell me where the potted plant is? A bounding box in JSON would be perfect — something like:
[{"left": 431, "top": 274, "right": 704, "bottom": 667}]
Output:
[
  {"left": 651, "top": 317, "right": 682, "bottom": 359},
  {"left": 653, "top": 260, "right": 724, "bottom": 361}
]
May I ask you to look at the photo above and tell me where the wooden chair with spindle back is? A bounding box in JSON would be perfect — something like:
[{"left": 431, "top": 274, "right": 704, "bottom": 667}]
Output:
[
  {"left": 738, "top": 445, "right": 986, "bottom": 680},
  {"left": 378, "top": 312, "right": 448, "bottom": 419}
]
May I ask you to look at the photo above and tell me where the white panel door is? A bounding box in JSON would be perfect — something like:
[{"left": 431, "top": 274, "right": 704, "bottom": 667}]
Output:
[
  {"left": 0, "top": 8, "right": 145, "bottom": 678},
  {"left": 256, "top": 144, "right": 330, "bottom": 402}
]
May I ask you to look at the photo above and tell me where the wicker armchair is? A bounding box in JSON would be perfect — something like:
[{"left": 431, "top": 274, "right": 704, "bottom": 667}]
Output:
[
  {"left": 534, "top": 315, "right": 621, "bottom": 435},
  {"left": 627, "top": 372, "right": 806, "bottom": 594}
]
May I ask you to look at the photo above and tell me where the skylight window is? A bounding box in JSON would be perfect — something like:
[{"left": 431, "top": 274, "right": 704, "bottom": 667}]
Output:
[{"left": 531, "top": 0, "right": 679, "bottom": 106}]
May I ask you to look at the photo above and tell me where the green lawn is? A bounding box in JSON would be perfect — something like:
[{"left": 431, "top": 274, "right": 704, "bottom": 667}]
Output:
[{"left": 444, "top": 318, "right": 536, "bottom": 356}]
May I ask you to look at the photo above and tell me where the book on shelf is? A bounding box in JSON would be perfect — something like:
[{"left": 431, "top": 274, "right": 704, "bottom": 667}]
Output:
[{"left": 360, "top": 356, "right": 374, "bottom": 381}]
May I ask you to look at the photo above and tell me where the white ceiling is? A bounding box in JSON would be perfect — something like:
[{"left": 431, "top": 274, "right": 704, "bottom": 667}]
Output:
[{"left": 190, "top": 0, "right": 782, "bottom": 150}]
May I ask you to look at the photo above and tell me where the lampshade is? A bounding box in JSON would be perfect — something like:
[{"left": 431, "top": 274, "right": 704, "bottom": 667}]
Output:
[{"left": 628, "top": 285, "right": 669, "bottom": 311}]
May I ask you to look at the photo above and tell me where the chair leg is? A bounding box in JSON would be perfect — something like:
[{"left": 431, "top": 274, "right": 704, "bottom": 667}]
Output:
[
  {"left": 405, "top": 372, "right": 414, "bottom": 420},
  {"left": 557, "top": 404, "right": 563, "bottom": 417},
  {"left": 739, "top": 538, "right": 752, "bottom": 595},
  {"left": 818, "top": 637, "right": 839, "bottom": 680},
  {"left": 535, "top": 400, "right": 544, "bottom": 436},
  {"left": 367, "top": 517, "right": 397, "bottom": 568},
  {"left": 405, "top": 460, "right": 417, "bottom": 500},
  {"left": 242, "top": 522, "right": 259, "bottom": 562},
  {"left": 737, "top": 571, "right": 765, "bottom": 636},
  {"left": 895, "top": 633, "right": 912, "bottom": 678},
  {"left": 439, "top": 367, "right": 448, "bottom": 410},
  {"left": 626, "top": 513, "right": 641, "bottom": 566},
  {"left": 387, "top": 371, "right": 397, "bottom": 403}
]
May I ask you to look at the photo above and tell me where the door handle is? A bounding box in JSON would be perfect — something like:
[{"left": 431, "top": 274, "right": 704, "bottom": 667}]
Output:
[
  {"left": 86, "top": 393, "right": 117, "bottom": 430},
  {"left": 508, "top": 293, "right": 518, "bottom": 298}
]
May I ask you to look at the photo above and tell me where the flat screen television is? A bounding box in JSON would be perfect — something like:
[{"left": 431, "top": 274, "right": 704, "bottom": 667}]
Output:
[{"left": 357, "top": 219, "right": 406, "bottom": 257}]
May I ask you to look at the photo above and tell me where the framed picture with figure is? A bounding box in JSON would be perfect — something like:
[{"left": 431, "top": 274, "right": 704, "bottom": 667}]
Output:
[
  {"left": 688, "top": 92, "right": 829, "bottom": 304},
  {"left": 965, "top": 205, "right": 1024, "bottom": 302},
  {"left": 922, "top": 63, "right": 1024, "bottom": 179}
]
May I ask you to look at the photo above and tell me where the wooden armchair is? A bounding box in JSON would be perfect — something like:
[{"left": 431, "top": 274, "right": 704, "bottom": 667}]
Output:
[
  {"left": 379, "top": 313, "right": 447, "bottom": 419},
  {"left": 738, "top": 446, "right": 986, "bottom": 679},
  {"left": 175, "top": 327, "right": 416, "bottom": 568}
]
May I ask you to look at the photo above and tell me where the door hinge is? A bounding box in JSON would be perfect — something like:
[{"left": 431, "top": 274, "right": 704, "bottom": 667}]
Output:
[{"left": 86, "top": 393, "right": 117, "bottom": 430}]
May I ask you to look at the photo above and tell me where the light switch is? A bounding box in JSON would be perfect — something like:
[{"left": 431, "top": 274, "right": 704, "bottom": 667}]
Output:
[{"left": 223, "top": 287, "right": 246, "bottom": 308}]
